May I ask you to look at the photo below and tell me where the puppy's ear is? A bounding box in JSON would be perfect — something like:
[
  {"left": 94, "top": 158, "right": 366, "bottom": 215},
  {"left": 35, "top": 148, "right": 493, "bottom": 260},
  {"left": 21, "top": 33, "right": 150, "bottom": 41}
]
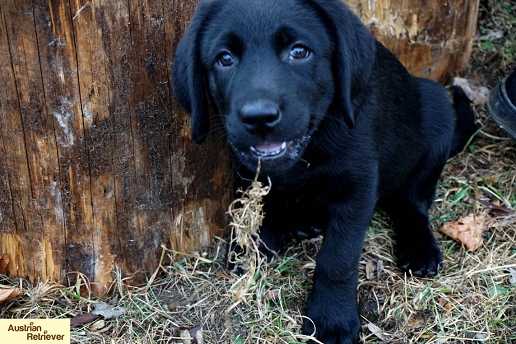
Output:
[
  {"left": 309, "top": 0, "right": 376, "bottom": 127},
  {"left": 171, "top": 1, "right": 220, "bottom": 143}
]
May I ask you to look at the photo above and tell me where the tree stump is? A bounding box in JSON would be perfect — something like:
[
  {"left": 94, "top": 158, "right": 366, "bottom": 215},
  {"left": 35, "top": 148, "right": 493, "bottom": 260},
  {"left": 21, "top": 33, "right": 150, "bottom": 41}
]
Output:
[
  {"left": 0, "top": 0, "right": 479, "bottom": 295},
  {"left": 345, "top": 0, "right": 479, "bottom": 83},
  {"left": 0, "top": 0, "right": 233, "bottom": 294}
]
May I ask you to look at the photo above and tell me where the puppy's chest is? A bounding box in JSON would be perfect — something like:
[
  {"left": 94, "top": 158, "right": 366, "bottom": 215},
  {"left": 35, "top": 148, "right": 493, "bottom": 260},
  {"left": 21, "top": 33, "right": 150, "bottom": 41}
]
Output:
[{"left": 271, "top": 171, "right": 355, "bottom": 203}]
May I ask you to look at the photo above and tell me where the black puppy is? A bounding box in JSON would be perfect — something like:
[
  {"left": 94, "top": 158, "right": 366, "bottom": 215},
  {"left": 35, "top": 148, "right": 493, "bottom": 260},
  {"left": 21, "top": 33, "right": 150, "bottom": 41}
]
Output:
[{"left": 172, "top": 0, "right": 476, "bottom": 342}]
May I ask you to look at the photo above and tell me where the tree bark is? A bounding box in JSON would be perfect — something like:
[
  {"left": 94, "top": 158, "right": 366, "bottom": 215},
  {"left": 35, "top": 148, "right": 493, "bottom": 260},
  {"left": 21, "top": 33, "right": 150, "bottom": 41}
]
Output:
[
  {"left": 345, "top": 0, "right": 479, "bottom": 83},
  {"left": 0, "top": 0, "right": 233, "bottom": 294}
]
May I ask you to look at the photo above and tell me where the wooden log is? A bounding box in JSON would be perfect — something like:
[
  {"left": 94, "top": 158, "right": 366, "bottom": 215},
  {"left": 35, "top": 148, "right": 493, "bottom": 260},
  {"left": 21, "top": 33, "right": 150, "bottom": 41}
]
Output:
[
  {"left": 0, "top": 0, "right": 479, "bottom": 294},
  {"left": 0, "top": 0, "right": 233, "bottom": 294},
  {"left": 345, "top": 0, "right": 479, "bottom": 83}
]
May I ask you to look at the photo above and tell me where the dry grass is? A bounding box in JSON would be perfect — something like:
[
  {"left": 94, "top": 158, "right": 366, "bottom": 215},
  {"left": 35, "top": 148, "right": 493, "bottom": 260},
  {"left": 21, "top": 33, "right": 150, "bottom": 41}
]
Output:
[{"left": 1, "top": 1, "right": 515, "bottom": 343}]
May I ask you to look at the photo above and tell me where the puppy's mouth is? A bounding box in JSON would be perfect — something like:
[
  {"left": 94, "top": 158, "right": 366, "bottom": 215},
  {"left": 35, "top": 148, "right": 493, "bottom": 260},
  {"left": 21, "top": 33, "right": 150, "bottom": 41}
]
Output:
[
  {"left": 250, "top": 141, "right": 287, "bottom": 159},
  {"left": 232, "top": 133, "right": 311, "bottom": 173},
  {"left": 228, "top": 120, "right": 316, "bottom": 173}
]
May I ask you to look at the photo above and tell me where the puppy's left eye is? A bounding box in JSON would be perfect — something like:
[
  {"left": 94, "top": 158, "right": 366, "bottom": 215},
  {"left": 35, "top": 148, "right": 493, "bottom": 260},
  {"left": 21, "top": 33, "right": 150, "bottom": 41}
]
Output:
[
  {"left": 217, "top": 52, "right": 234, "bottom": 67},
  {"left": 289, "top": 45, "right": 310, "bottom": 59}
]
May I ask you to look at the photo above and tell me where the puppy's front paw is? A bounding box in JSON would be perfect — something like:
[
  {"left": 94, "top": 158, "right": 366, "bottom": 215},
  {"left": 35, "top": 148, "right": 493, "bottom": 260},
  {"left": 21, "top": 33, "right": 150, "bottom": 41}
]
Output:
[
  {"left": 397, "top": 239, "right": 443, "bottom": 276},
  {"left": 302, "top": 306, "right": 360, "bottom": 344},
  {"left": 288, "top": 226, "right": 323, "bottom": 240}
]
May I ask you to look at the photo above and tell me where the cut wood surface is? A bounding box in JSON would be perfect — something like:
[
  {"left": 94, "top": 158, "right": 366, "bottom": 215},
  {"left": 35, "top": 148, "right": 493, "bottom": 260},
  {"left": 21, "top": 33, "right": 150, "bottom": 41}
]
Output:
[
  {"left": 0, "top": 0, "right": 478, "bottom": 294},
  {"left": 345, "top": 0, "right": 479, "bottom": 82},
  {"left": 0, "top": 0, "right": 233, "bottom": 294}
]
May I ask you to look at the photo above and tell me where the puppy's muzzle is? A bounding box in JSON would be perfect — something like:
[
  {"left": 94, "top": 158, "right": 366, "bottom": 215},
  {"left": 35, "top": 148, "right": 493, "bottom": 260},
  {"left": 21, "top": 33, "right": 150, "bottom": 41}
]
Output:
[{"left": 239, "top": 101, "right": 282, "bottom": 135}]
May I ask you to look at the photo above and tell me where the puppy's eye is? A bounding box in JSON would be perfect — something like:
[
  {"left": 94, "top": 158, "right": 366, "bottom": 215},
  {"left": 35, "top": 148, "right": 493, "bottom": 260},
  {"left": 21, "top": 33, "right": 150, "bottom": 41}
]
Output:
[
  {"left": 289, "top": 45, "right": 310, "bottom": 59},
  {"left": 217, "top": 52, "right": 234, "bottom": 67}
]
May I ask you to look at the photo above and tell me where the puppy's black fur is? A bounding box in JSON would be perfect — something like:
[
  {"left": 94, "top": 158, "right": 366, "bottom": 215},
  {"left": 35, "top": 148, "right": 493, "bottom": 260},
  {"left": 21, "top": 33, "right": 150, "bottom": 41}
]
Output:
[{"left": 172, "top": 0, "right": 476, "bottom": 342}]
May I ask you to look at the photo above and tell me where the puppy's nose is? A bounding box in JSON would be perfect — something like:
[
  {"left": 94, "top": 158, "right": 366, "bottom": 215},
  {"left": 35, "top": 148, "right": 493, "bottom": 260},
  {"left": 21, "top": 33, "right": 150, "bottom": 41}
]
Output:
[{"left": 239, "top": 101, "right": 281, "bottom": 132}]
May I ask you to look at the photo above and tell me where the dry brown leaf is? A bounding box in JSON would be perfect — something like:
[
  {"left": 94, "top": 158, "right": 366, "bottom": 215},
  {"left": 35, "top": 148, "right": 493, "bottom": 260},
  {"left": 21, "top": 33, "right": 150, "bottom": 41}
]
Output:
[
  {"left": 406, "top": 314, "right": 426, "bottom": 329},
  {"left": 438, "top": 297, "right": 452, "bottom": 311},
  {"left": 0, "top": 287, "right": 23, "bottom": 303},
  {"left": 477, "top": 199, "right": 514, "bottom": 217},
  {"left": 0, "top": 254, "right": 9, "bottom": 274},
  {"left": 492, "top": 214, "right": 516, "bottom": 228},
  {"left": 70, "top": 313, "right": 101, "bottom": 327},
  {"left": 440, "top": 214, "right": 487, "bottom": 252},
  {"left": 438, "top": 297, "right": 448, "bottom": 307}
]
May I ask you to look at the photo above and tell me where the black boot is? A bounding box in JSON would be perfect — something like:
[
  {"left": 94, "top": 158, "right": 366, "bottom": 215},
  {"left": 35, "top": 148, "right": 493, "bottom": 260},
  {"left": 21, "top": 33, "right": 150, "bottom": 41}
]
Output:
[
  {"left": 487, "top": 68, "right": 516, "bottom": 140},
  {"left": 505, "top": 69, "right": 516, "bottom": 104}
]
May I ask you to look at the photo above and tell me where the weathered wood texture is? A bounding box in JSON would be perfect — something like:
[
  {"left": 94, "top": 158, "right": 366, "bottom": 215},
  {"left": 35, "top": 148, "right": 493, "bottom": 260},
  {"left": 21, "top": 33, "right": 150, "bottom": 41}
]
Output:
[
  {"left": 346, "top": 0, "right": 479, "bottom": 83},
  {"left": 0, "top": 0, "right": 233, "bottom": 294}
]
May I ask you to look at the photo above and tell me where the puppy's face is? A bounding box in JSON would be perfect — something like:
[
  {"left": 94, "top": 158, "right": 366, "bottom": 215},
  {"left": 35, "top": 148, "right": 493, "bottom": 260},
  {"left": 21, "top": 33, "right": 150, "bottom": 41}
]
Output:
[{"left": 200, "top": 0, "right": 335, "bottom": 174}]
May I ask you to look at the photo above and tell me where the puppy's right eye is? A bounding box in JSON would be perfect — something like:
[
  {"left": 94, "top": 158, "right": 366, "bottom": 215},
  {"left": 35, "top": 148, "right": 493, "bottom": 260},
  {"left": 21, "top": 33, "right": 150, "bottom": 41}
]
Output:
[
  {"left": 217, "top": 52, "right": 234, "bottom": 67},
  {"left": 289, "top": 45, "right": 310, "bottom": 59}
]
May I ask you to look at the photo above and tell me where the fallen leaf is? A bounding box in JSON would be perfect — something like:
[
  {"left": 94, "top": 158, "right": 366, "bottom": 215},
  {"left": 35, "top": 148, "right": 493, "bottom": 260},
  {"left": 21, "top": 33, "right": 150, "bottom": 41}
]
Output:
[
  {"left": 440, "top": 214, "right": 487, "bottom": 252},
  {"left": 0, "top": 254, "right": 9, "bottom": 274},
  {"left": 366, "top": 323, "right": 385, "bottom": 340},
  {"left": 0, "top": 287, "right": 23, "bottom": 303},
  {"left": 452, "top": 77, "right": 489, "bottom": 104},
  {"left": 406, "top": 314, "right": 426, "bottom": 329},
  {"left": 509, "top": 268, "right": 516, "bottom": 285},
  {"left": 91, "top": 302, "right": 126, "bottom": 319},
  {"left": 438, "top": 297, "right": 448, "bottom": 307},
  {"left": 189, "top": 325, "right": 203, "bottom": 344},
  {"left": 438, "top": 297, "right": 452, "bottom": 311},
  {"left": 493, "top": 214, "right": 516, "bottom": 228},
  {"left": 70, "top": 313, "right": 101, "bottom": 327},
  {"left": 179, "top": 325, "right": 204, "bottom": 344},
  {"left": 88, "top": 319, "right": 106, "bottom": 331},
  {"left": 477, "top": 199, "right": 514, "bottom": 217},
  {"left": 477, "top": 30, "right": 504, "bottom": 41}
]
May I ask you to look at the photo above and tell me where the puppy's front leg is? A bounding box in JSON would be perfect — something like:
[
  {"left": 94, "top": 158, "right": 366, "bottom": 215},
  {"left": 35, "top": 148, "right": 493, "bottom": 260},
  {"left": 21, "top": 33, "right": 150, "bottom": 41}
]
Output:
[{"left": 303, "top": 199, "right": 375, "bottom": 344}]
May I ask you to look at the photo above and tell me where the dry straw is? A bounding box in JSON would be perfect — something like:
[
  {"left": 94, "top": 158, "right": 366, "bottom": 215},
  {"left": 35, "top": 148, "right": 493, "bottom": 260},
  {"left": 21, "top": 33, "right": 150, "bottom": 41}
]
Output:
[{"left": 225, "top": 158, "right": 272, "bottom": 321}]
